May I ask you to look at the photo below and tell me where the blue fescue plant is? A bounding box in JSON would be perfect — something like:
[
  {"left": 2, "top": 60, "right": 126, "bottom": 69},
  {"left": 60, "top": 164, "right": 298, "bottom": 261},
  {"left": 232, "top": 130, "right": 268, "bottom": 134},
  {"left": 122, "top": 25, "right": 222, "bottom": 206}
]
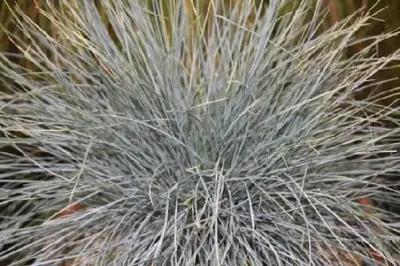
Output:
[{"left": 1, "top": 0, "right": 400, "bottom": 265}]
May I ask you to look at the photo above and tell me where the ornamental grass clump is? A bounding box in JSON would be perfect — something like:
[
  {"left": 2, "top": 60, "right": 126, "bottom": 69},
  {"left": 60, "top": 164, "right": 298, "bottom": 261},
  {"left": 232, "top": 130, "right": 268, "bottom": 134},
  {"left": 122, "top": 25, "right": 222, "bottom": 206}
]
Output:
[{"left": 1, "top": 0, "right": 400, "bottom": 265}]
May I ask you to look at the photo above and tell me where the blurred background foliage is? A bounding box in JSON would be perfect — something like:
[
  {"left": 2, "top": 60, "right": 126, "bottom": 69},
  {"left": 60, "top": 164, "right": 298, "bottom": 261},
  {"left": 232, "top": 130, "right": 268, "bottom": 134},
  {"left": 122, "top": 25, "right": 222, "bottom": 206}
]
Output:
[{"left": 0, "top": 0, "right": 399, "bottom": 107}]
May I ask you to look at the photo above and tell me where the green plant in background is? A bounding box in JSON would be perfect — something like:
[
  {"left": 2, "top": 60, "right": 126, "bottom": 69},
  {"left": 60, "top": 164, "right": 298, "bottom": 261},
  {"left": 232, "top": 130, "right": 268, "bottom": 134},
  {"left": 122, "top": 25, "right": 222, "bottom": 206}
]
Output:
[{"left": 1, "top": 0, "right": 400, "bottom": 265}]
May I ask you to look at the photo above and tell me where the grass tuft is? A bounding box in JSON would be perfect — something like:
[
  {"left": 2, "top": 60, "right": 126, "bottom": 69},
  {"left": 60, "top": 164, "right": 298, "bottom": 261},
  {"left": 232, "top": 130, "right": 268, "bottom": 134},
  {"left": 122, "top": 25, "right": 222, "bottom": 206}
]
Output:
[{"left": 1, "top": 0, "right": 400, "bottom": 265}]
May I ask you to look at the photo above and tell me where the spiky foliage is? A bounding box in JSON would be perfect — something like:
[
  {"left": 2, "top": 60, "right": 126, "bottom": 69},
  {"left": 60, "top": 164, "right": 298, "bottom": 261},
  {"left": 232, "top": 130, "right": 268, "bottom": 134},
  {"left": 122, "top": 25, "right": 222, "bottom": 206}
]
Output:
[{"left": 1, "top": 0, "right": 400, "bottom": 265}]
